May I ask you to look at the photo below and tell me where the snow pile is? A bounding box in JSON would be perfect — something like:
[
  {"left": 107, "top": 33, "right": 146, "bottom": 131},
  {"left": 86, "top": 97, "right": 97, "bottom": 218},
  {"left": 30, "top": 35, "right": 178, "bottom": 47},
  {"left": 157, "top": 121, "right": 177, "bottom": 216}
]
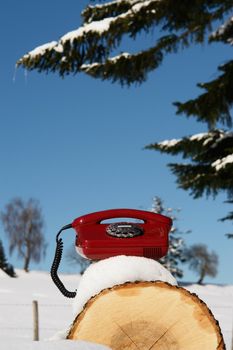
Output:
[{"left": 72, "top": 255, "right": 177, "bottom": 316}]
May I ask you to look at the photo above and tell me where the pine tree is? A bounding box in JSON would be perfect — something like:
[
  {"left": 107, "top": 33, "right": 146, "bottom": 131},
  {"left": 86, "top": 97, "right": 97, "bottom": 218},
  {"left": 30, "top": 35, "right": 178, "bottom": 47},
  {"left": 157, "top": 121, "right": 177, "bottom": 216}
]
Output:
[
  {"left": 17, "top": 1, "right": 233, "bottom": 87},
  {"left": 219, "top": 200, "right": 233, "bottom": 238},
  {"left": 146, "top": 122, "right": 233, "bottom": 237},
  {"left": 150, "top": 196, "right": 189, "bottom": 279},
  {"left": 16, "top": 1, "right": 233, "bottom": 232},
  {"left": 0, "top": 239, "right": 16, "bottom": 277},
  {"left": 0, "top": 239, "right": 8, "bottom": 272},
  {"left": 146, "top": 130, "right": 233, "bottom": 200}
]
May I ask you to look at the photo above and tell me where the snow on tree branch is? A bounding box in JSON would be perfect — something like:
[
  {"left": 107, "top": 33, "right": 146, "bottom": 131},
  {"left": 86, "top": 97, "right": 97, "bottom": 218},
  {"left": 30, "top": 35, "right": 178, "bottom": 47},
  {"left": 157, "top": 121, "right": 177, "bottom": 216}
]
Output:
[
  {"left": 81, "top": 52, "right": 130, "bottom": 70},
  {"left": 23, "top": 42, "right": 63, "bottom": 60},
  {"left": 146, "top": 130, "right": 227, "bottom": 156},
  {"left": 17, "top": 0, "right": 226, "bottom": 83},
  {"left": 146, "top": 128, "right": 233, "bottom": 199},
  {"left": 82, "top": 0, "right": 142, "bottom": 24},
  {"left": 18, "top": 0, "right": 159, "bottom": 64},
  {"left": 80, "top": 47, "right": 163, "bottom": 85},
  {"left": 211, "top": 154, "right": 233, "bottom": 171},
  {"left": 210, "top": 16, "right": 233, "bottom": 44}
]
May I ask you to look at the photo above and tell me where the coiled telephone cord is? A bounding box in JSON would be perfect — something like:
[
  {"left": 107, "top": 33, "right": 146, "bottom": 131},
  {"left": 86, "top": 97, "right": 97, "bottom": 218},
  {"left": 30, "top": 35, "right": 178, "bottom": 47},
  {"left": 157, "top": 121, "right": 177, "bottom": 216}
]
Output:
[{"left": 50, "top": 224, "right": 77, "bottom": 298}]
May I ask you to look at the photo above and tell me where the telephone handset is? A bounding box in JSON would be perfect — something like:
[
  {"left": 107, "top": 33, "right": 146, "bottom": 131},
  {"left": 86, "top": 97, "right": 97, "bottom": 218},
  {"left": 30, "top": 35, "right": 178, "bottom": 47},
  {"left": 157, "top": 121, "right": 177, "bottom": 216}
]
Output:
[
  {"left": 51, "top": 209, "right": 172, "bottom": 298},
  {"left": 72, "top": 208, "right": 171, "bottom": 239},
  {"left": 73, "top": 208, "right": 168, "bottom": 225}
]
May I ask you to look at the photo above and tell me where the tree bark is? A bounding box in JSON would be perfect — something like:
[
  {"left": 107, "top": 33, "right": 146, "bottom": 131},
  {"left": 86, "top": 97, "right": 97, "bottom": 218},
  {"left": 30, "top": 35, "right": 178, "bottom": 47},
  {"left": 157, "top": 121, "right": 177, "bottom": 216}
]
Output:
[
  {"left": 68, "top": 281, "right": 225, "bottom": 350},
  {"left": 198, "top": 269, "right": 206, "bottom": 284},
  {"left": 23, "top": 242, "right": 31, "bottom": 272},
  {"left": 23, "top": 255, "right": 30, "bottom": 272}
]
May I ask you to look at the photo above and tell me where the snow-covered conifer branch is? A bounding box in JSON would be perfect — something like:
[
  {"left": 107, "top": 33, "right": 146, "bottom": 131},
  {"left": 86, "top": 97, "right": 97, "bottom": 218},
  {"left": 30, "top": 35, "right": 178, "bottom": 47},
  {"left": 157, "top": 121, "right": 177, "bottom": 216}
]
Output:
[
  {"left": 210, "top": 16, "right": 233, "bottom": 44},
  {"left": 82, "top": 0, "right": 144, "bottom": 24},
  {"left": 211, "top": 154, "right": 233, "bottom": 171},
  {"left": 17, "top": 0, "right": 162, "bottom": 77},
  {"left": 80, "top": 47, "right": 163, "bottom": 85},
  {"left": 174, "top": 60, "right": 233, "bottom": 128},
  {"left": 17, "top": 0, "right": 229, "bottom": 84},
  {"left": 146, "top": 130, "right": 227, "bottom": 159},
  {"left": 146, "top": 128, "right": 233, "bottom": 199}
]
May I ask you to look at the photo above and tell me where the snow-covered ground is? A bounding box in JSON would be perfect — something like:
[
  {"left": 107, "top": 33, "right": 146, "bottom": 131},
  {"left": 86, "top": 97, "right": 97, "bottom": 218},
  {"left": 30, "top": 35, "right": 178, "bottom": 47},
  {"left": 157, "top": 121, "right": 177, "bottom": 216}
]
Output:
[
  {"left": 185, "top": 282, "right": 233, "bottom": 349},
  {"left": 0, "top": 267, "right": 232, "bottom": 349},
  {"left": 0, "top": 269, "right": 110, "bottom": 349}
]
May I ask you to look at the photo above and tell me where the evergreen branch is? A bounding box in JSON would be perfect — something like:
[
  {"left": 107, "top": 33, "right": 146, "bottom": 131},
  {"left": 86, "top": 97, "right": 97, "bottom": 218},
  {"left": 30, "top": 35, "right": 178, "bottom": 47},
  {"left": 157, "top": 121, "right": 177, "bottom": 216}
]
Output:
[
  {"left": 210, "top": 15, "right": 233, "bottom": 44},
  {"left": 80, "top": 48, "right": 163, "bottom": 85},
  {"left": 17, "top": 0, "right": 233, "bottom": 82},
  {"left": 83, "top": 0, "right": 230, "bottom": 33},
  {"left": 147, "top": 129, "right": 233, "bottom": 200},
  {"left": 169, "top": 161, "right": 233, "bottom": 199},
  {"left": 16, "top": 31, "right": 189, "bottom": 82},
  {"left": 16, "top": 28, "right": 206, "bottom": 83},
  {"left": 17, "top": 0, "right": 163, "bottom": 74},
  {"left": 145, "top": 129, "right": 230, "bottom": 160},
  {"left": 225, "top": 233, "right": 233, "bottom": 238},
  {"left": 169, "top": 163, "right": 220, "bottom": 198},
  {"left": 82, "top": 0, "right": 142, "bottom": 24},
  {"left": 219, "top": 211, "right": 233, "bottom": 221},
  {"left": 174, "top": 60, "right": 233, "bottom": 128}
]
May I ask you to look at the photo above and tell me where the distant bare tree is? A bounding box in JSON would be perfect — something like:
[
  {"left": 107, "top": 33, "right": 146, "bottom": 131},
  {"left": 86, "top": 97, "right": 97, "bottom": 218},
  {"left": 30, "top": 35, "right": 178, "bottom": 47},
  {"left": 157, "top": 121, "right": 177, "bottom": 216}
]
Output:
[
  {"left": 1, "top": 198, "right": 47, "bottom": 272},
  {"left": 185, "top": 244, "right": 218, "bottom": 284},
  {"left": 66, "top": 245, "right": 91, "bottom": 274}
]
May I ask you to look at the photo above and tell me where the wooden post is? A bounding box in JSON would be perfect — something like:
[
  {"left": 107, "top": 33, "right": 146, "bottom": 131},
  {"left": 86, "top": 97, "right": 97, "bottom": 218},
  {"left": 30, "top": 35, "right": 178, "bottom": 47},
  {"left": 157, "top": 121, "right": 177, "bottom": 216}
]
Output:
[
  {"left": 32, "top": 300, "right": 39, "bottom": 341},
  {"left": 231, "top": 315, "right": 233, "bottom": 350}
]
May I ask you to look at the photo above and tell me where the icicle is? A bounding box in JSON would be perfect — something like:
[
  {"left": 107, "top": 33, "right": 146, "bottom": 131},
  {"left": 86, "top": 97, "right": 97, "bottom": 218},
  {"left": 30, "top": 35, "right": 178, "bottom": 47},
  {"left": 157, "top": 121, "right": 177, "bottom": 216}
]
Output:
[
  {"left": 12, "top": 64, "right": 17, "bottom": 83},
  {"left": 24, "top": 68, "right": 28, "bottom": 84}
]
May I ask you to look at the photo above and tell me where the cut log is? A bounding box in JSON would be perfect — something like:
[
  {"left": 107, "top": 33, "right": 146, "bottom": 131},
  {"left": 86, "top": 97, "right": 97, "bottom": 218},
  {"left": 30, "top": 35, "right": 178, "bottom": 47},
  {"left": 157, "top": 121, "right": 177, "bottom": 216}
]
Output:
[{"left": 67, "top": 281, "right": 225, "bottom": 350}]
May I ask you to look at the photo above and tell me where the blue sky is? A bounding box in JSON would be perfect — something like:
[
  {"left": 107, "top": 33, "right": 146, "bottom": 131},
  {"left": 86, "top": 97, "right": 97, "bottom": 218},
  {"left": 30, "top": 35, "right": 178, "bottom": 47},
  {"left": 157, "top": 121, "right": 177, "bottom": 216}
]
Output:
[{"left": 1, "top": 0, "right": 232, "bottom": 283}]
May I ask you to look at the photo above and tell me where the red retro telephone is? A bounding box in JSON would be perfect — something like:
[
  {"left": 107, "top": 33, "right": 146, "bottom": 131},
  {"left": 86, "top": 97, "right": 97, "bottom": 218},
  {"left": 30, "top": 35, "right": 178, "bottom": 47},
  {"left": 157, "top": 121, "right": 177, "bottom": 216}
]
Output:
[{"left": 51, "top": 209, "right": 172, "bottom": 298}]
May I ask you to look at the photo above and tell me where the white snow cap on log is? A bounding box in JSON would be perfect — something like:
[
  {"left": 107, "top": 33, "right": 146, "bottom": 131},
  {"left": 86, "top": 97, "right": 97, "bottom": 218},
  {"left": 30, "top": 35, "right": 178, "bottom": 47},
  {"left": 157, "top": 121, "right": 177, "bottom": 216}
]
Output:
[{"left": 73, "top": 255, "right": 177, "bottom": 316}]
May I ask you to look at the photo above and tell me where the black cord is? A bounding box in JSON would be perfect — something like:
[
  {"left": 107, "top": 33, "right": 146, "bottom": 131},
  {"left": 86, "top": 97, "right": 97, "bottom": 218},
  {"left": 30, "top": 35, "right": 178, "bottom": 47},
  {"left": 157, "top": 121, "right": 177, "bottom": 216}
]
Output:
[{"left": 50, "top": 224, "right": 77, "bottom": 298}]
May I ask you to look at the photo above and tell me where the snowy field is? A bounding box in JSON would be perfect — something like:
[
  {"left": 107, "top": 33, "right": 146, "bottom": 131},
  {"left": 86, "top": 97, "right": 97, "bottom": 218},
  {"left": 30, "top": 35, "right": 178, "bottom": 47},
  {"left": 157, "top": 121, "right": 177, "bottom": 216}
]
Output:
[{"left": 0, "top": 267, "right": 232, "bottom": 349}]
